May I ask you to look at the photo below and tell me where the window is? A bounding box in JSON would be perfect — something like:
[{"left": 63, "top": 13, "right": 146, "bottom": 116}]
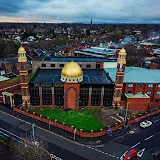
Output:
[
  {"left": 96, "top": 64, "right": 100, "bottom": 69},
  {"left": 128, "top": 84, "right": 133, "bottom": 87},
  {"left": 22, "top": 75, "right": 25, "bottom": 83},
  {"left": 60, "top": 64, "right": 64, "bottom": 67},
  {"left": 23, "top": 88, "right": 27, "bottom": 96},
  {"left": 30, "top": 87, "right": 40, "bottom": 106},
  {"left": 148, "top": 84, "right": 153, "bottom": 87},
  {"left": 54, "top": 87, "right": 64, "bottom": 106},
  {"left": 51, "top": 64, "right": 55, "bottom": 68},
  {"left": 158, "top": 84, "right": 160, "bottom": 87},
  {"left": 91, "top": 88, "right": 101, "bottom": 106},
  {"left": 155, "top": 99, "right": 160, "bottom": 102},
  {"left": 80, "top": 88, "right": 89, "bottom": 107},
  {"left": 147, "top": 91, "right": 151, "bottom": 94},
  {"left": 41, "top": 64, "right": 46, "bottom": 67},
  {"left": 103, "top": 88, "right": 113, "bottom": 106},
  {"left": 138, "top": 84, "right": 143, "bottom": 87},
  {"left": 42, "top": 87, "right": 52, "bottom": 105},
  {"left": 128, "top": 91, "right": 132, "bottom": 94},
  {"left": 116, "top": 90, "right": 121, "bottom": 97},
  {"left": 157, "top": 92, "right": 160, "bottom": 95},
  {"left": 21, "top": 63, "right": 24, "bottom": 70},
  {"left": 118, "top": 77, "right": 123, "bottom": 84},
  {"left": 86, "top": 64, "right": 91, "bottom": 68}
]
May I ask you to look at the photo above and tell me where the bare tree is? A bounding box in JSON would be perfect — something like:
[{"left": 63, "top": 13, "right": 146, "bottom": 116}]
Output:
[{"left": 12, "top": 137, "right": 50, "bottom": 160}]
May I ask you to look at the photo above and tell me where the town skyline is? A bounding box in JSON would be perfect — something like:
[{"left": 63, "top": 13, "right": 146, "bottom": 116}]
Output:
[{"left": 0, "top": 0, "right": 160, "bottom": 23}]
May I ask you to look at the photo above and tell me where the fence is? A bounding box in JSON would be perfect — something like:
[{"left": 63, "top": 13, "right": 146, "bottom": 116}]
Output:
[{"left": 13, "top": 107, "right": 160, "bottom": 137}]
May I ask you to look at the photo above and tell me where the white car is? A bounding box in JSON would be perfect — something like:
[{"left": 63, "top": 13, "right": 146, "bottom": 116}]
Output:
[{"left": 140, "top": 120, "right": 152, "bottom": 128}]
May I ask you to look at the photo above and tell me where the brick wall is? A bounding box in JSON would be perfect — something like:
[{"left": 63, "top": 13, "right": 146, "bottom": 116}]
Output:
[
  {"left": 13, "top": 107, "right": 160, "bottom": 137},
  {"left": 123, "top": 83, "right": 160, "bottom": 108},
  {"left": 127, "top": 98, "right": 150, "bottom": 111}
]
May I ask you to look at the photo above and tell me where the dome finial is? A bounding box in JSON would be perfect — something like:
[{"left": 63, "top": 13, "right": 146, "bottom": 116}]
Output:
[
  {"left": 18, "top": 45, "right": 26, "bottom": 54},
  {"left": 119, "top": 47, "right": 126, "bottom": 55}
]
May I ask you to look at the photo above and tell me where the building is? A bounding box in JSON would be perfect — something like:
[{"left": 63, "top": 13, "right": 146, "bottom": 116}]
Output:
[
  {"left": 74, "top": 47, "right": 117, "bottom": 58},
  {"left": 149, "top": 58, "right": 160, "bottom": 69},
  {"left": 8, "top": 46, "right": 160, "bottom": 111},
  {"left": 106, "top": 67, "right": 160, "bottom": 109},
  {"left": 153, "top": 48, "right": 160, "bottom": 57}
]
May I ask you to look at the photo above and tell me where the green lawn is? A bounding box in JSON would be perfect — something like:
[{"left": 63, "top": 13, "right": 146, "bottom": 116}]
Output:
[{"left": 30, "top": 108, "right": 107, "bottom": 132}]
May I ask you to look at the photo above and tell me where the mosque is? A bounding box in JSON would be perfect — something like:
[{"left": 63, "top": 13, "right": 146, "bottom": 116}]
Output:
[{"left": 17, "top": 45, "right": 160, "bottom": 111}]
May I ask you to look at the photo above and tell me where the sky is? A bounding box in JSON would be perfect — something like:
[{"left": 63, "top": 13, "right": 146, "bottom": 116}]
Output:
[{"left": 0, "top": 0, "right": 160, "bottom": 23}]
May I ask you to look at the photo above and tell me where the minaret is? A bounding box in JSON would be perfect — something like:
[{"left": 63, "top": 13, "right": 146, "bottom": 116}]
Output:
[
  {"left": 112, "top": 48, "right": 127, "bottom": 108},
  {"left": 18, "top": 45, "right": 30, "bottom": 109}
]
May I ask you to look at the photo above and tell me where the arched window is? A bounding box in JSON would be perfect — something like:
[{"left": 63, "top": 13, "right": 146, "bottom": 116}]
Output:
[
  {"left": 22, "top": 75, "right": 25, "bottom": 83},
  {"left": 21, "top": 63, "right": 24, "bottom": 70},
  {"left": 117, "top": 90, "right": 120, "bottom": 97},
  {"left": 23, "top": 88, "right": 26, "bottom": 96}
]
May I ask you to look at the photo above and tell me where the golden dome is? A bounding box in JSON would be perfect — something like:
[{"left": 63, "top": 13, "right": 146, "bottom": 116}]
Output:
[
  {"left": 61, "top": 61, "right": 83, "bottom": 77},
  {"left": 119, "top": 47, "right": 127, "bottom": 56},
  {"left": 18, "top": 45, "right": 26, "bottom": 53}
]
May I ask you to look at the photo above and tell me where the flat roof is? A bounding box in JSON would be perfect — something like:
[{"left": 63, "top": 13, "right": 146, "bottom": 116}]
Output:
[
  {"left": 30, "top": 69, "right": 114, "bottom": 85},
  {"left": 105, "top": 67, "right": 160, "bottom": 84},
  {"left": 125, "top": 93, "right": 149, "bottom": 98},
  {"left": 40, "top": 57, "right": 117, "bottom": 62},
  {"left": 0, "top": 76, "right": 9, "bottom": 82}
]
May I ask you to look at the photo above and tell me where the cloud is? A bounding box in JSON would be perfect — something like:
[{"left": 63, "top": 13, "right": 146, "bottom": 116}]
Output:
[{"left": 0, "top": 0, "right": 160, "bottom": 23}]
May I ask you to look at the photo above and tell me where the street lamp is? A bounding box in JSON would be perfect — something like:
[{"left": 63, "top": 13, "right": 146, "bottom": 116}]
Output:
[
  {"left": 124, "top": 102, "right": 129, "bottom": 127},
  {"left": 32, "top": 123, "right": 35, "bottom": 142},
  {"left": 49, "top": 119, "right": 51, "bottom": 130}
]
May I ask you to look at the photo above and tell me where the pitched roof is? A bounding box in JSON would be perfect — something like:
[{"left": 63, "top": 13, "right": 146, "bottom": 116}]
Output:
[{"left": 105, "top": 67, "right": 160, "bottom": 84}]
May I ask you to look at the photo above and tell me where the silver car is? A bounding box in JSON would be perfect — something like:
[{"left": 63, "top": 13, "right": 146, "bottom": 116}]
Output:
[{"left": 140, "top": 120, "right": 152, "bottom": 128}]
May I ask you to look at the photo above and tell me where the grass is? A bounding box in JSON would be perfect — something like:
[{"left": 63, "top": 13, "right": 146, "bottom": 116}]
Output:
[{"left": 30, "top": 107, "right": 107, "bottom": 132}]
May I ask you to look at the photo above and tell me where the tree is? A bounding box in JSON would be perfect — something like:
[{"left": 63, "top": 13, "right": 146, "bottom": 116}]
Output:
[
  {"left": 124, "top": 44, "right": 145, "bottom": 66},
  {"left": 13, "top": 137, "right": 50, "bottom": 160}
]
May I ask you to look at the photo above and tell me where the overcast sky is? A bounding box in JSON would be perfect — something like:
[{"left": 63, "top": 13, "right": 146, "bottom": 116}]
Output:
[{"left": 0, "top": 0, "right": 160, "bottom": 23}]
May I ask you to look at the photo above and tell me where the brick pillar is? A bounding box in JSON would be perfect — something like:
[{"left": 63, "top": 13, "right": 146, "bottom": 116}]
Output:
[
  {"left": 152, "top": 84, "right": 158, "bottom": 102},
  {"left": 143, "top": 84, "right": 147, "bottom": 94},
  {"left": 2, "top": 94, "right": 6, "bottom": 104},
  {"left": 51, "top": 87, "right": 55, "bottom": 107},
  {"left": 100, "top": 86, "right": 104, "bottom": 107},
  {"left": 124, "top": 84, "right": 128, "bottom": 93},
  {"left": 88, "top": 86, "right": 92, "bottom": 107},
  {"left": 134, "top": 84, "right": 138, "bottom": 94},
  {"left": 39, "top": 87, "right": 43, "bottom": 106}
]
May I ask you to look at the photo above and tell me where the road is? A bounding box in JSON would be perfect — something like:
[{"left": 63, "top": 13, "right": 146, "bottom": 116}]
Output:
[
  {"left": 0, "top": 106, "right": 119, "bottom": 160},
  {"left": 0, "top": 105, "right": 160, "bottom": 160}
]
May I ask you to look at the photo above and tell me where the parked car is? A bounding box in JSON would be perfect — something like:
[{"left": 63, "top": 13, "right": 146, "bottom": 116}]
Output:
[
  {"left": 140, "top": 120, "right": 152, "bottom": 128},
  {"left": 123, "top": 149, "right": 137, "bottom": 160}
]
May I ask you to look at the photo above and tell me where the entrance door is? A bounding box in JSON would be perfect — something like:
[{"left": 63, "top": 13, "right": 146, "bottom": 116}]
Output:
[{"left": 4, "top": 95, "right": 11, "bottom": 108}]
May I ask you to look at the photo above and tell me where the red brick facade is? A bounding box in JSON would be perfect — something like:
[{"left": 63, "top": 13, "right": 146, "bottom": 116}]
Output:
[
  {"left": 64, "top": 83, "right": 80, "bottom": 109},
  {"left": 123, "top": 83, "right": 160, "bottom": 108},
  {"left": 126, "top": 97, "right": 150, "bottom": 111}
]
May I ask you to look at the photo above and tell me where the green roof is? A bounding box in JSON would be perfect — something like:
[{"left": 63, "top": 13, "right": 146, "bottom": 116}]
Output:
[{"left": 104, "top": 67, "right": 160, "bottom": 84}]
